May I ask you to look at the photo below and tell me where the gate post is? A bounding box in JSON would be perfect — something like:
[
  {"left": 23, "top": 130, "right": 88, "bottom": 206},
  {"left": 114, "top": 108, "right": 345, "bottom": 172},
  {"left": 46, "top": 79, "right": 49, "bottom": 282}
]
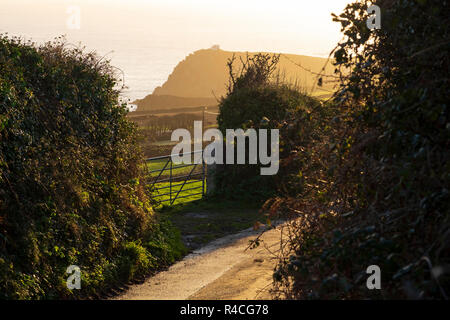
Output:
[
  {"left": 202, "top": 151, "right": 206, "bottom": 195},
  {"left": 206, "top": 163, "right": 220, "bottom": 196},
  {"left": 169, "top": 159, "right": 172, "bottom": 204}
]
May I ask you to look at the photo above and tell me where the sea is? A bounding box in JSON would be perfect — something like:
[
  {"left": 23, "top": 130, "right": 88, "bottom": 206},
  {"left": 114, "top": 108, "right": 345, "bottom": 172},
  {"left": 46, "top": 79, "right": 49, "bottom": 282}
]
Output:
[{"left": 1, "top": 21, "right": 192, "bottom": 109}]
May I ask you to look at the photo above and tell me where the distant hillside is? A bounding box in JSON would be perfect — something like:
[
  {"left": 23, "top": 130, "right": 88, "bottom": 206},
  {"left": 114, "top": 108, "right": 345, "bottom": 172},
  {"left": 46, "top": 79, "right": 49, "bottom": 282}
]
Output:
[
  {"left": 154, "top": 49, "right": 335, "bottom": 97},
  {"left": 134, "top": 95, "right": 217, "bottom": 112},
  {"left": 136, "top": 48, "right": 335, "bottom": 113}
]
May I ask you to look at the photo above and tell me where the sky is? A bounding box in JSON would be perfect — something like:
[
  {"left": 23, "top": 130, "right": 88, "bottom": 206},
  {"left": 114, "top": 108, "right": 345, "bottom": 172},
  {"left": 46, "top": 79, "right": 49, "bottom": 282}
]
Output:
[
  {"left": 0, "top": 0, "right": 351, "bottom": 56},
  {"left": 0, "top": 0, "right": 352, "bottom": 101}
]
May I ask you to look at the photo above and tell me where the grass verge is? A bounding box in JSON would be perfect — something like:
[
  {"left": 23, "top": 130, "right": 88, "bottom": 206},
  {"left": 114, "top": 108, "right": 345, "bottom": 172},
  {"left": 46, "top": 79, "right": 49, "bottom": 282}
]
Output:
[{"left": 158, "top": 198, "right": 263, "bottom": 251}]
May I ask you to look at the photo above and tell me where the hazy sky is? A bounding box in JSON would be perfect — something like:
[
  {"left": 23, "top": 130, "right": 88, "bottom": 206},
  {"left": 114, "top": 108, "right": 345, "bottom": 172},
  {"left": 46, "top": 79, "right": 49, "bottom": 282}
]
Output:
[
  {"left": 1, "top": 0, "right": 350, "bottom": 56},
  {"left": 0, "top": 0, "right": 352, "bottom": 100}
]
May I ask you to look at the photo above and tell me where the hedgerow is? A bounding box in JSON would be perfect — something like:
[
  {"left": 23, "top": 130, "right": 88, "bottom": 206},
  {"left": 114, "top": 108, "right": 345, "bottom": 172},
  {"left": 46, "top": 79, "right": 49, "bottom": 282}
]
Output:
[
  {"left": 268, "top": 0, "right": 449, "bottom": 299},
  {"left": 0, "top": 36, "right": 185, "bottom": 299},
  {"left": 215, "top": 54, "right": 323, "bottom": 200}
]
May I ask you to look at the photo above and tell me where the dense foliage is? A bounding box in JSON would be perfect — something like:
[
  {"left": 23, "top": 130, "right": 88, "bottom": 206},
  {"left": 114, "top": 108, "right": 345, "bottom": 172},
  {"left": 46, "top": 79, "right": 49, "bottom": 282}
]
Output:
[
  {"left": 269, "top": 0, "right": 449, "bottom": 299},
  {"left": 215, "top": 54, "right": 322, "bottom": 200},
  {"left": 0, "top": 36, "right": 185, "bottom": 299}
]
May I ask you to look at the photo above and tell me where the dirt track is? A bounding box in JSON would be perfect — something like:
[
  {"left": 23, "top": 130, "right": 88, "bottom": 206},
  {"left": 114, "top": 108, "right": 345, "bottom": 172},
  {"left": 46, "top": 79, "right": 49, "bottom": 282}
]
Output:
[{"left": 113, "top": 224, "right": 283, "bottom": 300}]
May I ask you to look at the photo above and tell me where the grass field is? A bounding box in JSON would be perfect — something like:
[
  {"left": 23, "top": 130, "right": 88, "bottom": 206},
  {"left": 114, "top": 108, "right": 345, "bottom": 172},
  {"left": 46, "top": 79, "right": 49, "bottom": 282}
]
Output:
[
  {"left": 144, "top": 158, "right": 203, "bottom": 178},
  {"left": 144, "top": 157, "right": 205, "bottom": 206},
  {"left": 151, "top": 179, "right": 205, "bottom": 206},
  {"left": 149, "top": 140, "right": 178, "bottom": 147}
]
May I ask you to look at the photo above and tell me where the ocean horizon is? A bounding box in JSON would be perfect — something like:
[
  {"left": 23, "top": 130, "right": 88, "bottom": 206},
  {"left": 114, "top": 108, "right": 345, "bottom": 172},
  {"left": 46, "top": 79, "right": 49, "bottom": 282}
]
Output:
[{"left": 1, "top": 1, "right": 344, "bottom": 106}]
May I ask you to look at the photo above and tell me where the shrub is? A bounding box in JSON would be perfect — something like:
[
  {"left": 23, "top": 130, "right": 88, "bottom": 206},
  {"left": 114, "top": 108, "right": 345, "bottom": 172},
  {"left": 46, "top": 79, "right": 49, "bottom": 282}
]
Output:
[
  {"left": 269, "top": 0, "right": 449, "bottom": 299},
  {"left": 214, "top": 54, "right": 322, "bottom": 200},
  {"left": 0, "top": 36, "right": 185, "bottom": 299}
]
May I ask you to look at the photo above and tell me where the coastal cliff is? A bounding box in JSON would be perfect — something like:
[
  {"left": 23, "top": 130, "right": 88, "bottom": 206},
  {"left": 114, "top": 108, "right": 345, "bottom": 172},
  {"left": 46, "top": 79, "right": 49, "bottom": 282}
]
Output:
[{"left": 136, "top": 48, "right": 335, "bottom": 112}]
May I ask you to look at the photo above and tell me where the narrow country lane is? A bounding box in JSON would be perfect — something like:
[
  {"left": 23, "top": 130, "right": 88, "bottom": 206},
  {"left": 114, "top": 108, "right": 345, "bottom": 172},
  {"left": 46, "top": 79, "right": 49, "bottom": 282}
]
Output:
[{"left": 113, "top": 223, "right": 284, "bottom": 300}]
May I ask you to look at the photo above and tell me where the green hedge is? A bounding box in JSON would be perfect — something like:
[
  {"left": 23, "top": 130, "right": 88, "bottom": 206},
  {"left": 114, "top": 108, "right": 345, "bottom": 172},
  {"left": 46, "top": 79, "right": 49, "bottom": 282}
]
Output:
[
  {"left": 270, "top": 0, "right": 449, "bottom": 299},
  {"left": 215, "top": 54, "right": 322, "bottom": 200},
  {"left": 0, "top": 36, "right": 185, "bottom": 299}
]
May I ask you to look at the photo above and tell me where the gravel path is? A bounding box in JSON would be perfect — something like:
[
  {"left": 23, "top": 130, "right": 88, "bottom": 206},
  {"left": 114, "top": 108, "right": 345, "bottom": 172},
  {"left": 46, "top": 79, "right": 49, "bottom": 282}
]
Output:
[{"left": 113, "top": 223, "right": 283, "bottom": 300}]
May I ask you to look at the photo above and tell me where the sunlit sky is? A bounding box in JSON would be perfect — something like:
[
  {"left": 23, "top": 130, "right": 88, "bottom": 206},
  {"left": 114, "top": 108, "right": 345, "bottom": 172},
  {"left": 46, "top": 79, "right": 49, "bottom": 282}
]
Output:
[
  {"left": 0, "top": 0, "right": 352, "bottom": 100},
  {"left": 1, "top": 0, "right": 350, "bottom": 56}
]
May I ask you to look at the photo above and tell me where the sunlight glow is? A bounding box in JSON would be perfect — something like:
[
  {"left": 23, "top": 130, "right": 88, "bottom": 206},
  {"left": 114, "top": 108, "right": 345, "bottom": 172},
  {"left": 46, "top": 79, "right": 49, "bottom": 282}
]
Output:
[
  {"left": 0, "top": 0, "right": 352, "bottom": 100},
  {"left": 1, "top": 0, "right": 350, "bottom": 56}
]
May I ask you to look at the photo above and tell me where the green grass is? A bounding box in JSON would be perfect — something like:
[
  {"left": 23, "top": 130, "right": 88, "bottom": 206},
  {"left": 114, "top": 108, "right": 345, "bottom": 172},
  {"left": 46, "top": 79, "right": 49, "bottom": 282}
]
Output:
[
  {"left": 151, "top": 179, "right": 205, "bottom": 207},
  {"left": 149, "top": 140, "right": 178, "bottom": 146},
  {"left": 144, "top": 159, "right": 202, "bottom": 178},
  {"left": 144, "top": 157, "right": 205, "bottom": 207},
  {"left": 158, "top": 198, "right": 264, "bottom": 251}
]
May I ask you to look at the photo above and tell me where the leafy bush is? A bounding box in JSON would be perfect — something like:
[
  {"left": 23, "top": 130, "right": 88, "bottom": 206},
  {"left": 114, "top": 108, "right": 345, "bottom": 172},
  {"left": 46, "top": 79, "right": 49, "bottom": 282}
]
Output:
[
  {"left": 0, "top": 36, "right": 185, "bottom": 299},
  {"left": 214, "top": 54, "right": 322, "bottom": 200},
  {"left": 269, "top": 0, "right": 449, "bottom": 299}
]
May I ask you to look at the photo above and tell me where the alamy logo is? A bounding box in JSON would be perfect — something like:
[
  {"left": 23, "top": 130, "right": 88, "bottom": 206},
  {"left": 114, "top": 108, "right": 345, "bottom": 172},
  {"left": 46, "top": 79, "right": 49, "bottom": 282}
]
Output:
[
  {"left": 66, "top": 265, "right": 81, "bottom": 290},
  {"left": 171, "top": 121, "right": 279, "bottom": 175},
  {"left": 66, "top": 6, "right": 81, "bottom": 30},
  {"left": 367, "top": 4, "right": 381, "bottom": 30},
  {"left": 366, "top": 265, "right": 381, "bottom": 289}
]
